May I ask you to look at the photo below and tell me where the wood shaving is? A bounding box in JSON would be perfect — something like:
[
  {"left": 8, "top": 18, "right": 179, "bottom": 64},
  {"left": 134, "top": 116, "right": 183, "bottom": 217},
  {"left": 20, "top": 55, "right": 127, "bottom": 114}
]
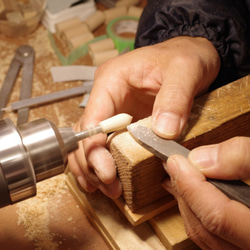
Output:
[{"left": 16, "top": 174, "right": 68, "bottom": 250}]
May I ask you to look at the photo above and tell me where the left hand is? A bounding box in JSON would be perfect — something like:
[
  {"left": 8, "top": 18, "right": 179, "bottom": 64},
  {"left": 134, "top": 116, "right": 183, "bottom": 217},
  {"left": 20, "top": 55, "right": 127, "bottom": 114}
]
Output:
[
  {"left": 162, "top": 137, "right": 250, "bottom": 249},
  {"left": 68, "top": 36, "right": 220, "bottom": 199}
]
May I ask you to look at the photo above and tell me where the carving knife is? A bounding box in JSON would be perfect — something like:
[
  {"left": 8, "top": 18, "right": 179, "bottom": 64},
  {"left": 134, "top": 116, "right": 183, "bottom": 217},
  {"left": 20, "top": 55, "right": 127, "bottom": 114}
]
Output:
[{"left": 127, "top": 124, "right": 250, "bottom": 208}]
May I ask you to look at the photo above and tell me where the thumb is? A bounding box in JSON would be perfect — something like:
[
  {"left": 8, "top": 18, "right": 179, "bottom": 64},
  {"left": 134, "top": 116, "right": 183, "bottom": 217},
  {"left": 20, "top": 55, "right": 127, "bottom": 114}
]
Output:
[
  {"left": 189, "top": 137, "right": 250, "bottom": 180},
  {"left": 151, "top": 77, "right": 196, "bottom": 139}
]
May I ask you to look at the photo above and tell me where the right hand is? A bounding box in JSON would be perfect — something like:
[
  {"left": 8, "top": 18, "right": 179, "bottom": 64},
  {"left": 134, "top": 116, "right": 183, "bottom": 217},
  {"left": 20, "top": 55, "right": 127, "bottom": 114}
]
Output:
[
  {"left": 162, "top": 136, "right": 250, "bottom": 249},
  {"left": 68, "top": 36, "right": 221, "bottom": 198}
]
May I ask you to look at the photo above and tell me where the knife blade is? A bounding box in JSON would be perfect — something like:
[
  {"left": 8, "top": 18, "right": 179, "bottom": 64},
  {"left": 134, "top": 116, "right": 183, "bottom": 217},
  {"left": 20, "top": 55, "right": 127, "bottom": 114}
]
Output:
[{"left": 127, "top": 124, "right": 250, "bottom": 208}]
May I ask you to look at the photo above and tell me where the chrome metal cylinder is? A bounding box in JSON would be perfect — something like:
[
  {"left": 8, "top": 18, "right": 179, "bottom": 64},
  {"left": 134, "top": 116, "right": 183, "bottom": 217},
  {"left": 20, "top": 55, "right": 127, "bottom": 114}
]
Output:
[
  {"left": 18, "top": 119, "right": 67, "bottom": 182},
  {"left": 0, "top": 118, "right": 78, "bottom": 208},
  {"left": 0, "top": 118, "right": 36, "bottom": 207}
]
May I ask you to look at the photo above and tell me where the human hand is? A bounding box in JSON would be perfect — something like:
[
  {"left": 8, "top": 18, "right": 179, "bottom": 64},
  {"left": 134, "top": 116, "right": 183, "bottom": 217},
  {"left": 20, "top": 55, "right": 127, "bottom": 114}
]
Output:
[
  {"left": 162, "top": 137, "right": 250, "bottom": 249},
  {"left": 68, "top": 36, "right": 220, "bottom": 198}
]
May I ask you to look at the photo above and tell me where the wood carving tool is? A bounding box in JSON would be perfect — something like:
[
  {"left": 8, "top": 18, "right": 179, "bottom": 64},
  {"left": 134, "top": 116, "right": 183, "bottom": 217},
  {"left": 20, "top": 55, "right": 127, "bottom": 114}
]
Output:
[
  {"left": 0, "top": 45, "right": 34, "bottom": 125},
  {"left": 0, "top": 113, "right": 132, "bottom": 208},
  {"left": 127, "top": 124, "right": 250, "bottom": 208}
]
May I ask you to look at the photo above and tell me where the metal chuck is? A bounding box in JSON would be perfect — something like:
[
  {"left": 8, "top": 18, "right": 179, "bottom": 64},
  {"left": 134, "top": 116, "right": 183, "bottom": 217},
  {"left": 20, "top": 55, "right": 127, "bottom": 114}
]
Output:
[{"left": 0, "top": 118, "right": 78, "bottom": 208}]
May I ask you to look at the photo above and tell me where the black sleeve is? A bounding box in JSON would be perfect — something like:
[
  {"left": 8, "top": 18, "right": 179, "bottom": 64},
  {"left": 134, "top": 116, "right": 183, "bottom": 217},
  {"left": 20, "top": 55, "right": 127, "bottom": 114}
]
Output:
[{"left": 135, "top": 0, "right": 250, "bottom": 89}]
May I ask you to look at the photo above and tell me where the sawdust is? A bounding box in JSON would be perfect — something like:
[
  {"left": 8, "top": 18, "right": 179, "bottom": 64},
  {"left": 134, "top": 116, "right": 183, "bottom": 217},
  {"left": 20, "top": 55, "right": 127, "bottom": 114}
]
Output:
[{"left": 16, "top": 174, "right": 68, "bottom": 250}]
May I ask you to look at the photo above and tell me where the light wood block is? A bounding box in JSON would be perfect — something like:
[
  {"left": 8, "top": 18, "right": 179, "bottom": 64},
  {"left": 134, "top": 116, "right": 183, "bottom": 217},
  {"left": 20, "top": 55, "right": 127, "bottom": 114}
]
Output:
[
  {"left": 149, "top": 207, "right": 200, "bottom": 250},
  {"left": 66, "top": 172, "right": 166, "bottom": 249},
  {"left": 55, "top": 17, "right": 82, "bottom": 36},
  {"left": 62, "top": 23, "right": 89, "bottom": 41},
  {"left": 66, "top": 171, "right": 199, "bottom": 249}
]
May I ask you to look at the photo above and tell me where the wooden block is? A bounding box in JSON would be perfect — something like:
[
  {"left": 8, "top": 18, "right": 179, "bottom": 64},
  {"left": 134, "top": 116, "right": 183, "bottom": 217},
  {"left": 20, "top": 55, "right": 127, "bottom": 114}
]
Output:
[
  {"left": 91, "top": 49, "right": 119, "bottom": 66},
  {"left": 88, "top": 38, "right": 115, "bottom": 56},
  {"left": 103, "top": 7, "right": 127, "bottom": 24},
  {"left": 113, "top": 194, "right": 176, "bottom": 226},
  {"left": 179, "top": 75, "right": 250, "bottom": 148},
  {"left": 149, "top": 207, "right": 200, "bottom": 250},
  {"left": 62, "top": 23, "right": 89, "bottom": 41},
  {"left": 108, "top": 75, "right": 250, "bottom": 216},
  {"left": 108, "top": 125, "right": 170, "bottom": 212},
  {"left": 84, "top": 10, "right": 105, "bottom": 31},
  {"left": 66, "top": 172, "right": 166, "bottom": 250},
  {"left": 66, "top": 171, "right": 198, "bottom": 249},
  {"left": 68, "top": 32, "right": 94, "bottom": 50},
  {"left": 55, "top": 17, "right": 82, "bottom": 36}
]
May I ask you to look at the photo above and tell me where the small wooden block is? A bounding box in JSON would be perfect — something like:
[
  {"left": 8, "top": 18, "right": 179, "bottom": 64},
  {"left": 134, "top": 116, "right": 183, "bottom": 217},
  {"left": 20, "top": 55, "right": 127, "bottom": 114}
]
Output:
[
  {"left": 66, "top": 171, "right": 198, "bottom": 249},
  {"left": 68, "top": 32, "right": 94, "bottom": 50},
  {"left": 55, "top": 17, "right": 82, "bottom": 36},
  {"left": 62, "top": 22, "right": 89, "bottom": 41},
  {"left": 84, "top": 10, "right": 105, "bottom": 31},
  {"left": 149, "top": 207, "right": 200, "bottom": 250},
  {"left": 108, "top": 123, "right": 169, "bottom": 212},
  {"left": 103, "top": 6, "right": 127, "bottom": 24},
  {"left": 108, "top": 75, "right": 250, "bottom": 218},
  {"left": 113, "top": 194, "right": 176, "bottom": 226},
  {"left": 66, "top": 172, "right": 166, "bottom": 249}
]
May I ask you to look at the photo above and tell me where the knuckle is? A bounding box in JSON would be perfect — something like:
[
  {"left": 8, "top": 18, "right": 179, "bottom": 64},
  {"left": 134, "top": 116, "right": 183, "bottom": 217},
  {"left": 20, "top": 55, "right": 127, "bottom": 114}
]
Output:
[
  {"left": 180, "top": 214, "right": 210, "bottom": 249},
  {"left": 185, "top": 226, "right": 206, "bottom": 248},
  {"left": 218, "top": 137, "right": 250, "bottom": 177},
  {"left": 171, "top": 52, "right": 204, "bottom": 70},
  {"left": 200, "top": 206, "right": 231, "bottom": 238}
]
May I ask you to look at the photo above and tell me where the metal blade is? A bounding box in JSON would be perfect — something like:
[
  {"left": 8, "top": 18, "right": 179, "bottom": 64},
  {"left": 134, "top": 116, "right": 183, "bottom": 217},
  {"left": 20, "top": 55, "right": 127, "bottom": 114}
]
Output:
[
  {"left": 127, "top": 124, "right": 250, "bottom": 208},
  {"left": 127, "top": 124, "right": 189, "bottom": 160}
]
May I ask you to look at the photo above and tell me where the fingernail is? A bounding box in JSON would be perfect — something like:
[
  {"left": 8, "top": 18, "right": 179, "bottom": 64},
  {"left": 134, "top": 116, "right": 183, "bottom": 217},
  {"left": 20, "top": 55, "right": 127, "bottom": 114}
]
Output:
[
  {"left": 163, "top": 158, "right": 180, "bottom": 180},
  {"left": 189, "top": 145, "right": 218, "bottom": 169},
  {"left": 77, "top": 176, "right": 86, "bottom": 188},
  {"left": 153, "top": 112, "right": 181, "bottom": 138}
]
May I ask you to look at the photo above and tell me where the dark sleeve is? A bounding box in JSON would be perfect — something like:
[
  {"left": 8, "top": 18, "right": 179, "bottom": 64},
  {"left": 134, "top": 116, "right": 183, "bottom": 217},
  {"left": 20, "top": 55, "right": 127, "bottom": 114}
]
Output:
[{"left": 135, "top": 0, "right": 250, "bottom": 89}]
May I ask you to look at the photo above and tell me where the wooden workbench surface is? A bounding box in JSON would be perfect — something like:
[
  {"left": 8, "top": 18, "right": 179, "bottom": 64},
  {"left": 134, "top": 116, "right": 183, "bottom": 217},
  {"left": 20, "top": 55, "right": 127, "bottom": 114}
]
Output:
[{"left": 0, "top": 23, "right": 108, "bottom": 250}]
